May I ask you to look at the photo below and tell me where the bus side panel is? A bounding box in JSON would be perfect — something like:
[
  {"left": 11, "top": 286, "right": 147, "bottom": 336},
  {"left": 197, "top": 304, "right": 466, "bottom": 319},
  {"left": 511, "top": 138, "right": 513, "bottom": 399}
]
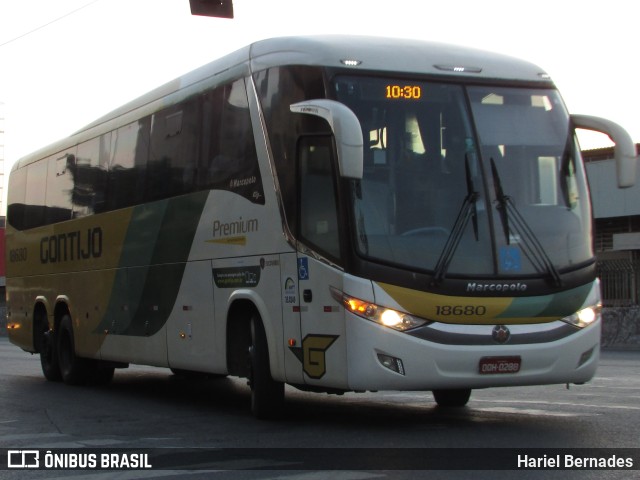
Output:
[
  {"left": 296, "top": 257, "right": 349, "bottom": 390},
  {"left": 94, "top": 192, "right": 211, "bottom": 366},
  {"left": 98, "top": 264, "right": 187, "bottom": 367},
  {"left": 5, "top": 276, "right": 34, "bottom": 352},
  {"left": 6, "top": 225, "right": 43, "bottom": 352},
  {"left": 280, "top": 252, "right": 304, "bottom": 385},
  {"left": 6, "top": 268, "right": 117, "bottom": 360},
  {"left": 166, "top": 260, "right": 219, "bottom": 372},
  {"left": 49, "top": 269, "right": 117, "bottom": 360},
  {"left": 6, "top": 204, "right": 133, "bottom": 354},
  {"left": 100, "top": 328, "right": 168, "bottom": 367}
]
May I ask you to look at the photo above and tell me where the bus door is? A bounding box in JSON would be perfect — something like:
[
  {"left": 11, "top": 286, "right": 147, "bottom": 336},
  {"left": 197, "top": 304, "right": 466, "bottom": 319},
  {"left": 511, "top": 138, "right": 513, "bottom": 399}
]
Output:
[{"left": 294, "top": 135, "right": 349, "bottom": 389}]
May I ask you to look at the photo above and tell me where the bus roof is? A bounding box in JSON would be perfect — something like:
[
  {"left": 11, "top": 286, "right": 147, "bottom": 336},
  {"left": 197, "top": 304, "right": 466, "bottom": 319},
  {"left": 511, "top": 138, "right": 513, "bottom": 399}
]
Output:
[
  {"left": 14, "top": 35, "right": 553, "bottom": 170},
  {"left": 249, "top": 35, "right": 550, "bottom": 83},
  {"left": 96, "top": 35, "right": 552, "bottom": 130}
]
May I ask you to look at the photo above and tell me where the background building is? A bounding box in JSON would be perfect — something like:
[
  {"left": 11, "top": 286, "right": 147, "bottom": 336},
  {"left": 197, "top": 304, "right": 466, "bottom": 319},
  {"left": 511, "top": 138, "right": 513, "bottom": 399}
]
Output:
[
  {"left": 584, "top": 145, "right": 640, "bottom": 307},
  {"left": 0, "top": 101, "right": 4, "bottom": 218},
  {"left": 584, "top": 144, "right": 640, "bottom": 349},
  {"left": 0, "top": 102, "right": 5, "bottom": 335}
]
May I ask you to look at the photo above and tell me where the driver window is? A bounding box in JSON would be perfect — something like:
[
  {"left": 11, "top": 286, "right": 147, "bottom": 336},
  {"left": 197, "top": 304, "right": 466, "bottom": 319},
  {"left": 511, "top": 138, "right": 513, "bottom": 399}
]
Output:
[{"left": 298, "top": 135, "right": 341, "bottom": 261}]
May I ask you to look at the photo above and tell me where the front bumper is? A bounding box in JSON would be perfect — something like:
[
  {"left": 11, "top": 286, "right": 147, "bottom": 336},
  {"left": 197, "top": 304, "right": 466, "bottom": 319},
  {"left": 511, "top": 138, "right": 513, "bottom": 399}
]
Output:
[{"left": 345, "top": 312, "right": 600, "bottom": 391}]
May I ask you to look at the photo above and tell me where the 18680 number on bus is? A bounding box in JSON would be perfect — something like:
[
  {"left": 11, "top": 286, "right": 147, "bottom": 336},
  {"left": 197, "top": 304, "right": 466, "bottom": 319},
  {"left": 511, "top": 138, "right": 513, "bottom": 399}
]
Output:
[{"left": 435, "top": 305, "right": 487, "bottom": 316}]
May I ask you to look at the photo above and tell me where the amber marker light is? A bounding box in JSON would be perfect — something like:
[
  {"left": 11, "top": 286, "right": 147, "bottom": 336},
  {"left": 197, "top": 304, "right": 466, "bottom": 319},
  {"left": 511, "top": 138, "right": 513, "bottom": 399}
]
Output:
[{"left": 331, "top": 287, "right": 429, "bottom": 332}]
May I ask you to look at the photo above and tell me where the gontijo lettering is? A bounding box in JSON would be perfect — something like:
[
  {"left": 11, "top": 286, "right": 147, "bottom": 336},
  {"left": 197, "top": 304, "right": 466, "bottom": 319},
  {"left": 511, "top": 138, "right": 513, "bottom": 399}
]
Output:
[{"left": 40, "top": 227, "right": 103, "bottom": 264}]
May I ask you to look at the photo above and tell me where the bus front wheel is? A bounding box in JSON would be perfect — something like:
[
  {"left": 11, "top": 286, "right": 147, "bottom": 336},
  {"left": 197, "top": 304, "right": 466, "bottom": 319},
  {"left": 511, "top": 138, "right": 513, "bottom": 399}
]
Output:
[
  {"left": 433, "top": 388, "right": 472, "bottom": 408},
  {"left": 248, "top": 315, "right": 284, "bottom": 419}
]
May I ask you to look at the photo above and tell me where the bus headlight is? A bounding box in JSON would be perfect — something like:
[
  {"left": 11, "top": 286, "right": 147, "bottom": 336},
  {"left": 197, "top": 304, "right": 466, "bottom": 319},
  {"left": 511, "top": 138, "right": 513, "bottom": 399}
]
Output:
[
  {"left": 331, "top": 288, "right": 429, "bottom": 332},
  {"left": 561, "top": 304, "right": 601, "bottom": 328}
]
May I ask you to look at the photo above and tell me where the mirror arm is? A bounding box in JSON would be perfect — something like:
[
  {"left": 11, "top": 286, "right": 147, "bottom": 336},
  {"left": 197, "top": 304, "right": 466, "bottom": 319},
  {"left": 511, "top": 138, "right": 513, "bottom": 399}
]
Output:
[
  {"left": 291, "top": 99, "right": 363, "bottom": 179},
  {"left": 572, "top": 114, "right": 637, "bottom": 188}
]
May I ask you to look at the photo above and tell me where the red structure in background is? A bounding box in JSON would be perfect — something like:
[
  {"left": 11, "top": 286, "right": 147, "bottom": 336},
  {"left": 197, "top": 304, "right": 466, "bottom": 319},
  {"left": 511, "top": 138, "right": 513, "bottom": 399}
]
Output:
[{"left": 0, "top": 227, "right": 5, "bottom": 283}]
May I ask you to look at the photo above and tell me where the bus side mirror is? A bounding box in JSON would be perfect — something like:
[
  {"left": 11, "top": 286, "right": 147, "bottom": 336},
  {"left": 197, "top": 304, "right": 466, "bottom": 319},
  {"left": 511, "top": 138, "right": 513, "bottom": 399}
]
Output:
[
  {"left": 291, "top": 100, "right": 363, "bottom": 180},
  {"left": 572, "top": 114, "right": 638, "bottom": 188}
]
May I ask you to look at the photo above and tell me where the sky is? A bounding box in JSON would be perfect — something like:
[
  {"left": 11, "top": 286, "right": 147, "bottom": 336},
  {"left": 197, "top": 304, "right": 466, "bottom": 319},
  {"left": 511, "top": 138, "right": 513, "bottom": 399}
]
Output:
[{"left": 1, "top": 0, "right": 638, "bottom": 170}]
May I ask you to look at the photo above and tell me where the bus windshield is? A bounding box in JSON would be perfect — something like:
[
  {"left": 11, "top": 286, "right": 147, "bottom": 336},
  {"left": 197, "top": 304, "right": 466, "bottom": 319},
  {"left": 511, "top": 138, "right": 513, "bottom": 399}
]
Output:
[{"left": 334, "top": 76, "right": 593, "bottom": 279}]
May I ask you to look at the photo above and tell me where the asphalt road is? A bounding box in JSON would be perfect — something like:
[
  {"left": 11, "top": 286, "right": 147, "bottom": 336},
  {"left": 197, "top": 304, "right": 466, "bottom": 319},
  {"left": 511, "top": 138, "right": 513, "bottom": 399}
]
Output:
[{"left": 0, "top": 336, "right": 638, "bottom": 479}]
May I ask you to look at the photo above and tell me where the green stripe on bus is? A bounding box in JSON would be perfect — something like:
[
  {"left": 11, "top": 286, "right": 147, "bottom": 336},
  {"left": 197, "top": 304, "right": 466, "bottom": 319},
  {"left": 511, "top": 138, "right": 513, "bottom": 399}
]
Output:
[
  {"left": 497, "top": 283, "right": 592, "bottom": 320},
  {"left": 96, "top": 191, "right": 209, "bottom": 337}
]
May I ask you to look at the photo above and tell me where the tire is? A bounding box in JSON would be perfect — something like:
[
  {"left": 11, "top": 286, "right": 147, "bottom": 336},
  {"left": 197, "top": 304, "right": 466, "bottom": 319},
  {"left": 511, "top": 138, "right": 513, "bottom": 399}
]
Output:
[
  {"left": 57, "top": 314, "right": 91, "bottom": 386},
  {"left": 249, "top": 315, "right": 284, "bottom": 419},
  {"left": 40, "top": 329, "right": 62, "bottom": 382},
  {"left": 433, "top": 388, "right": 472, "bottom": 408}
]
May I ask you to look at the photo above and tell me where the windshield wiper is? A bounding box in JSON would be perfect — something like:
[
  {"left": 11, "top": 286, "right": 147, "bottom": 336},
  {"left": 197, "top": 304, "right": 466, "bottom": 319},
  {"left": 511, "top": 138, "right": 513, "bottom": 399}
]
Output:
[
  {"left": 490, "top": 158, "right": 510, "bottom": 243},
  {"left": 490, "top": 158, "right": 562, "bottom": 287},
  {"left": 433, "top": 154, "right": 479, "bottom": 285}
]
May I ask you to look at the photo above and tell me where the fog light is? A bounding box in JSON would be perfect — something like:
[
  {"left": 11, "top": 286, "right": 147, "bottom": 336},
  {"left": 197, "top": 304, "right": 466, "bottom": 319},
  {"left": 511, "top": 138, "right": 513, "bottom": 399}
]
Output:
[
  {"left": 577, "top": 346, "right": 596, "bottom": 368},
  {"left": 377, "top": 353, "right": 405, "bottom": 375}
]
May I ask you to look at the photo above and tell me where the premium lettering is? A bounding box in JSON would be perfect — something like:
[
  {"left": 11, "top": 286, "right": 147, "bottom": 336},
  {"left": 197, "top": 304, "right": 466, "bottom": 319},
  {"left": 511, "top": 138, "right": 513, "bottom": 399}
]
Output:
[
  {"left": 40, "top": 227, "right": 102, "bottom": 264},
  {"left": 212, "top": 217, "right": 258, "bottom": 237}
]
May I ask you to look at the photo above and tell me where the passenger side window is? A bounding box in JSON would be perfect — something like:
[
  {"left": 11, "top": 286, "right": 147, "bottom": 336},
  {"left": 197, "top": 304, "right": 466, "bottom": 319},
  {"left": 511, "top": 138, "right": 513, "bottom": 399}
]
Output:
[
  {"left": 148, "top": 99, "right": 199, "bottom": 201},
  {"left": 23, "top": 161, "right": 48, "bottom": 229},
  {"left": 199, "top": 78, "right": 264, "bottom": 204},
  {"left": 74, "top": 137, "right": 109, "bottom": 217},
  {"left": 45, "top": 150, "right": 75, "bottom": 224},
  {"left": 107, "top": 118, "right": 150, "bottom": 210}
]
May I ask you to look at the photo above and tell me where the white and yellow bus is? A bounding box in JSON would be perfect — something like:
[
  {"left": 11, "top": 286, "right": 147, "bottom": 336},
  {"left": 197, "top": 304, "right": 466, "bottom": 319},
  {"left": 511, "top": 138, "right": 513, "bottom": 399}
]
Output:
[{"left": 6, "top": 36, "right": 637, "bottom": 418}]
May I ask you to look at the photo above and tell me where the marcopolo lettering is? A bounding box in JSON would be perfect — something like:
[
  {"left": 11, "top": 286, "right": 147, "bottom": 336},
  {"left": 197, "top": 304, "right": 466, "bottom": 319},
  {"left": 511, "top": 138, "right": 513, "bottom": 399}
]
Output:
[
  {"left": 229, "top": 176, "right": 257, "bottom": 188},
  {"left": 466, "top": 282, "right": 527, "bottom": 292},
  {"left": 40, "top": 227, "right": 103, "bottom": 264}
]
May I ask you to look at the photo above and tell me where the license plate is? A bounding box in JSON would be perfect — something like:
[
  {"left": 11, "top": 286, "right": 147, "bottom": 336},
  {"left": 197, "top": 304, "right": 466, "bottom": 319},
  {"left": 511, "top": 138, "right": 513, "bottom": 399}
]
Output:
[{"left": 479, "top": 356, "right": 521, "bottom": 375}]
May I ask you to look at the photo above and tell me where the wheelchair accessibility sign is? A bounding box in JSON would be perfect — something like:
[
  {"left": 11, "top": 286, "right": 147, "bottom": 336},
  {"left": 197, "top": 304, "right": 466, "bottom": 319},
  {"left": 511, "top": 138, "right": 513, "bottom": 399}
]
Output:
[{"left": 298, "top": 257, "right": 309, "bottom": 280}]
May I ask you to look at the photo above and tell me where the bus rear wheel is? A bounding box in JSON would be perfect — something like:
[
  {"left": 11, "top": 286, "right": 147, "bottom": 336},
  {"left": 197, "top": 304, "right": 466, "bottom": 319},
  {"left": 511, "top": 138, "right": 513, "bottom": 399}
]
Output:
[
  {"left": 249, "top": 315, "right": 284, "bottom": 419},
  {"left": 433, "top": 388, "right": 472, "bottom": 408},
  {"left": 40, "top": 329, "right": 62, "bottom": 382},
  {"left": 57, "top": 315, "right": 92, "bottom": 386},
  {"left": 34, "top": 308, "right": 62, "bottom": 382}
]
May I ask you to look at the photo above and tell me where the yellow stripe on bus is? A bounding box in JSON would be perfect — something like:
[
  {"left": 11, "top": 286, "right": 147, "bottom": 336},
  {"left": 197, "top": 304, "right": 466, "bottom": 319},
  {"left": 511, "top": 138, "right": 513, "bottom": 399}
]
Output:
[{"left": 377, "top": 282, "right": 558, "bottom": 325}]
